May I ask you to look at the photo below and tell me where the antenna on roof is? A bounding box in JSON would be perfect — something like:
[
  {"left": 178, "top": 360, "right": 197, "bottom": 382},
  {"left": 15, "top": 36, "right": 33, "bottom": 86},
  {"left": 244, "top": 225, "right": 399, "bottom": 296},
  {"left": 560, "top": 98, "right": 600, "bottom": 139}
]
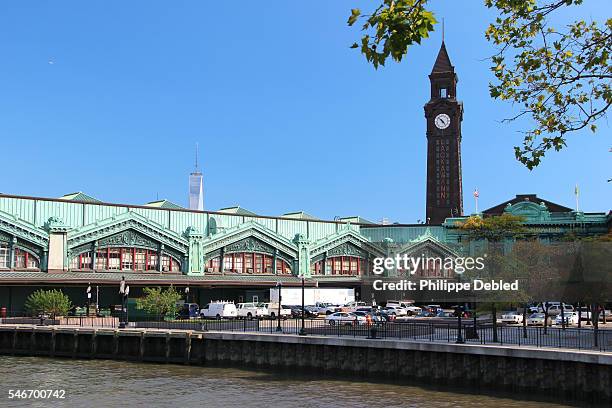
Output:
[{"left": 195, "top": 143, "right": 199, "bottom": 171}]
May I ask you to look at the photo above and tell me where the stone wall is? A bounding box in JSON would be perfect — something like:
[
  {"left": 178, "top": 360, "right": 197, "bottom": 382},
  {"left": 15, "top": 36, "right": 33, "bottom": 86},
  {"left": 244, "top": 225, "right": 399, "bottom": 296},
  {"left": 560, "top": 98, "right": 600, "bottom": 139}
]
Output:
[{"left": 0, "top": 326, "right": 610, "bottom": 405}]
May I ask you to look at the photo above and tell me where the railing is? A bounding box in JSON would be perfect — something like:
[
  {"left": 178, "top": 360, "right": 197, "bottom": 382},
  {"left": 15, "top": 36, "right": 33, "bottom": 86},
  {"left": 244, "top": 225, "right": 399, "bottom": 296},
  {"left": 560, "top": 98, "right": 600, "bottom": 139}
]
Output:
[{"left": 2, "top": 311, "right": 610, "bottom": 352}]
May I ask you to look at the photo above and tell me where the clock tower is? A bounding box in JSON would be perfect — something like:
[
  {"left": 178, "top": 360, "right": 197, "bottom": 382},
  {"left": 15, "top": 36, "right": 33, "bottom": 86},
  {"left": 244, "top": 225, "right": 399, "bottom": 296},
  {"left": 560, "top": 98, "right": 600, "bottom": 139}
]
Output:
[{"left": 424, "top": 41, "right": 463, "bottom": 225}]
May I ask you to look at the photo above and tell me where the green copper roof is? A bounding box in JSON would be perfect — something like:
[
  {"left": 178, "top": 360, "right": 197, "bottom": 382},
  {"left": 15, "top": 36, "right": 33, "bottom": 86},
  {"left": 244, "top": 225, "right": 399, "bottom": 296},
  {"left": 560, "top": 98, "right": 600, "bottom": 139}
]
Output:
[
  {"left": 338, "top": 216, "right": 375, "bottom": 225},
  {"left": 282, "top": 211, "right": 319, "bottom": 221},
  {"left": 145, "top": 199, "right": 184, "bottom": 209},
  {"left": 218, "top": 206, "right": 257, "bottom": 216},
  {"left": 59, "top": 192, "right": 101, "bottom": 203}
]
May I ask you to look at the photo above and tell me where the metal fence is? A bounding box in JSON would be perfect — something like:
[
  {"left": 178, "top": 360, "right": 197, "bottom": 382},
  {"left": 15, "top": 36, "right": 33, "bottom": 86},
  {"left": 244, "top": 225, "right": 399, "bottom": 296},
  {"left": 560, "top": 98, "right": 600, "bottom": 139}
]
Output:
[{"left": 2, "top": 311, "right": 610, "bottom": 352}]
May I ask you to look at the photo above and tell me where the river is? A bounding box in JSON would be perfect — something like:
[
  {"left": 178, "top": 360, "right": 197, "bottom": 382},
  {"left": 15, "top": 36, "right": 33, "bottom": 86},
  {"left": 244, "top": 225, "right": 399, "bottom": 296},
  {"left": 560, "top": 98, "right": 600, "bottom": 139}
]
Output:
[{"left": 0, "top": 356, "right": 580, "bottom": 407}]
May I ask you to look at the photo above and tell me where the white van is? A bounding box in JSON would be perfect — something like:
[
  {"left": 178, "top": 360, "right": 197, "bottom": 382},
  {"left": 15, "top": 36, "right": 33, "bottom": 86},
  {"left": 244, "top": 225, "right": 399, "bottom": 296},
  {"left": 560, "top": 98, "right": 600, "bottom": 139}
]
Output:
[
  {"left": 200, "top": 301, "right": 238, "bottom": 319},
  {"left": 236, "top": 302, "right": 266, "bottom": 319}
]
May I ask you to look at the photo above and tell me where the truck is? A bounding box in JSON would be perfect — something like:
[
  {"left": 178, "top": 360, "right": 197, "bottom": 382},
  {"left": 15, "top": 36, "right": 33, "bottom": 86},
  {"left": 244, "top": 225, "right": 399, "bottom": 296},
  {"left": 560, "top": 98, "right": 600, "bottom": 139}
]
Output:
[
  {"left": 236, "top": 302, "right": 266, "bottom": 319},
  {"left": 269, "top": 287, "right": 355, "bottom": 307},
  {"left": 259, "top": 302, "right": 291, "bottom": 319}
]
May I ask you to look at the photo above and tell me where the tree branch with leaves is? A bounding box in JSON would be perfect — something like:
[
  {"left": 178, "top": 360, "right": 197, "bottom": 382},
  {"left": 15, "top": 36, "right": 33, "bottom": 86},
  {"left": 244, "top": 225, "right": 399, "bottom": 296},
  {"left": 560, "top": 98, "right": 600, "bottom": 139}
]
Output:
[{"left": 348, "top": 0, "right": 611, "bottom": 169}]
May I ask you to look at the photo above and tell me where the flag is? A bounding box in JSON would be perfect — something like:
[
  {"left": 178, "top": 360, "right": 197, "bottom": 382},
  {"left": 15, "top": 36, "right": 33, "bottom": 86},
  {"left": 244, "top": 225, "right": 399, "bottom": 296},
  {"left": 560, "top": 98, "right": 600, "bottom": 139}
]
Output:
[
  {"left": 574, "top": 184, "right": 579, "bottom": 196},
  {"left": 473, "top": 189, "right": 479, "bottom": 198}
]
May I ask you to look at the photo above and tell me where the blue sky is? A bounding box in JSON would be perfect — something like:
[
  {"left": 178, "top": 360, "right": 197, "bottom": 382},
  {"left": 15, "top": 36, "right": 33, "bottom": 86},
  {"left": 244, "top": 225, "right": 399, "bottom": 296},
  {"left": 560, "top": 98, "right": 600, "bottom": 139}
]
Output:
[{"left": 0, "top": 1, "right": 609, "bottom": 222}]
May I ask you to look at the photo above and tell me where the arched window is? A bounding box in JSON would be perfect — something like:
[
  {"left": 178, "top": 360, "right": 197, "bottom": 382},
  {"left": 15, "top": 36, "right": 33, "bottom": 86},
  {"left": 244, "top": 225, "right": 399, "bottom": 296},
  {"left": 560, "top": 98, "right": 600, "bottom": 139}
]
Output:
[
  {"left": 205, "top": 252, "right": 292, "bottom": 274},
  {"left": 70, "top": 247, "right": 181, "bottom": 273},
  {"left": 14, "top": 248, "right": 40, "bottom": 269},
  {"left": 311, "top": 256, "right": 364, "bottom": 276}
]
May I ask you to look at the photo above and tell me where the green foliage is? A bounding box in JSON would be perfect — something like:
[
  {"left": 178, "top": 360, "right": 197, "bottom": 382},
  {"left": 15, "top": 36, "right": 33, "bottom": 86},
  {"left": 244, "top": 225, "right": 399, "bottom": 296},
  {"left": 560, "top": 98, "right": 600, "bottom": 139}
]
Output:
[
  {"left": 485, "top": 0, "right": 611, "bottom": 169},
  {"left": 136, "top": 286, "right": 182, "bottom": 319},
  {"left": 25, "top": 289, "right": 72, "bottom": 318},
  {"left": 350, "top": 0, "right": 611, "bottom": 168},
  {"left": 457, "top": 213, "right": 526, "bottom": 241},
  {"left": 347, "top": 0, "right": 437, "bottom": 69}
]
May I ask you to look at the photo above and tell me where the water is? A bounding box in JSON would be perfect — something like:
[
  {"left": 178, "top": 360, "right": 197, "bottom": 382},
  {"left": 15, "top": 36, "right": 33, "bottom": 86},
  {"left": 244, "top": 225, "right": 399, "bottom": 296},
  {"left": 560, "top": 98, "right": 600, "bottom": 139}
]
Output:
[{"left": 0, "top": 356, "right": 579, "bottom": 408}]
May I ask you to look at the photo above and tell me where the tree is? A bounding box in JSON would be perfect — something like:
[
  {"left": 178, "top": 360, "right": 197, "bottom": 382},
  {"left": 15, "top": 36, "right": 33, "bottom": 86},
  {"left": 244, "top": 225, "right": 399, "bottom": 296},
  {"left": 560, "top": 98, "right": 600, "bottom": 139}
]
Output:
[
  {"left": 347, "top": 1, "right": 437, "bottom": 69},
  {"left": 136, "top": 286, "right": 182, "bottom": 320},
  {"left": 457, "top": 213, "right": 526, "bottom": 241},
  {"left": 348, "top": 1, "right": 611, "bottom": 169},
  {"left": 457, "top": 213, "right": 526, "bottom": 341},
  {"left": 25, "top": 289, "right": 72, "bottom": 318}
]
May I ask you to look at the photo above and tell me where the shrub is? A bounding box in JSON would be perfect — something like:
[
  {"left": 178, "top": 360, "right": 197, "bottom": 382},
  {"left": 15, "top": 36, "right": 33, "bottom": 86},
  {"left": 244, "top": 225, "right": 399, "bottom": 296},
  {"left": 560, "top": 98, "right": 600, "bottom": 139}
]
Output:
[{"left": 24, "top": 289, "right": 72, "bottom": 318}]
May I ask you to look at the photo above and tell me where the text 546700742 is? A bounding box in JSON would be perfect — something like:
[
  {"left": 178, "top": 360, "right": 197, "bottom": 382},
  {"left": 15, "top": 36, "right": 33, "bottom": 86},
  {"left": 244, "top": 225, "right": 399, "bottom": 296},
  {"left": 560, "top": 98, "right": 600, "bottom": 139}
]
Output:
[{"left": 8, "top": 390, "right": 66, "bottom": 399}]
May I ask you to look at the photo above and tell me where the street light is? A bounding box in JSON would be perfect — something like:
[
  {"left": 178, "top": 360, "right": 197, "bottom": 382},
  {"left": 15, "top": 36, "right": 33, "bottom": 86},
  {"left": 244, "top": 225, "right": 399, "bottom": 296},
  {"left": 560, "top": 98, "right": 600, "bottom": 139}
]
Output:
[
  {"left": 276, "top": 282, "right": 282, "bottom": 332},
  {"left": 119, "top": 276, "right": 126, "bottom": 329},
  {"left": 86, "top": 283, "right": 91, "bottom": 317},
  {"left": 185, "top": 286, "right": 190, "bottom": 304},
  {"left": 456, "top": 305, "right": 464, "bottom": 344},
  {"left": 299, "top": 276, "right": 306, "bottom": 336}
]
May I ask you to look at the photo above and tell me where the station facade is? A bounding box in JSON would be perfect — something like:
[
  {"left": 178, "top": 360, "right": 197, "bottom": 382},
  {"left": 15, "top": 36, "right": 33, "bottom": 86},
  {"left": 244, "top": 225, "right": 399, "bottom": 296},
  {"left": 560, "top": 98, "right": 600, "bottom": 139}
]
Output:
[{"left": 0, "top": 192, "right": 609, "bottom": 310}]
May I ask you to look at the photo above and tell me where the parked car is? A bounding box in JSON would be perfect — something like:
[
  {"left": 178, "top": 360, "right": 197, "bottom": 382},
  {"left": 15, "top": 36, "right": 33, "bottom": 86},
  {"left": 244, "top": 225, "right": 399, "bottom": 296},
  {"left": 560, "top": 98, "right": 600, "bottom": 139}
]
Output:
[
  {"left": 415, "top": 310, "right": 436, "bottom": 318},
  {"left": 344, "top": 301, "right": 368, "bottom": 312},
  {"left": 501, "top": 311, "right": 524, "bottom": 324},
  {"left": 325, "top": 312, "right": 366, "bottom": 326},
  {"left": 288, "top": 306, "right": 318, "bottom": 318},
  {"left": 260, "top": 303, "right": 291, "bottom": 319},
  {"left": 236, "top": 302, "right": 266, "bottom": 319},
  {"left": 382, "top": 306, "right": 407, "bottom": 317},
  {"left": 199, "top": 301, "right": 237, "bottom": 319},
  {"left": 424, "top": 304, "right": 442, "bottom": 314},
  {"left": 534, "top": 302, "right": 574, "bottom": 315},
  {"left": 404, "top": 305, "right": 422, "bottom": 316},
  {"left": 436, "top": 310, "right": 455, "bottom": 318},
  {"left": 312, "top": 302, "right": 341, "bottom": 315},
  {"left": 526, "top": 313, "right": 553, "bottom": 326},
  {"left": 555, "top": 312, "right": 579, "bottom": 326},
  {"left": 373, "top": 311, "right": 394, "bottom": 322},
  {"left": 178, "top": 303, "right": 200, "bottom": 319}
]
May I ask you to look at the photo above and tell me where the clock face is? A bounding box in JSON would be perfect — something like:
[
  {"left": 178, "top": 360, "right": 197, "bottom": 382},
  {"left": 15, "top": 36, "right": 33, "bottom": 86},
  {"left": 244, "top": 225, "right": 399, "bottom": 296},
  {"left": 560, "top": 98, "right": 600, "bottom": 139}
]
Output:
[{"left": 434, "top": 113, "right": 451, "bottom": 130}]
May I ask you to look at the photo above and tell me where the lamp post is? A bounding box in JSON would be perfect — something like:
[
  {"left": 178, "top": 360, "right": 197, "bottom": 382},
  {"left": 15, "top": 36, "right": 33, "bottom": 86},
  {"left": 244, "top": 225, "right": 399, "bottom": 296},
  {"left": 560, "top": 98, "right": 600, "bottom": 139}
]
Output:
[
  {"left": 456, "top": 305, "right": 464, "bottom": 344},
  {"left": 118, "top": 276, "right": 126, "bottom": 328},
  {"left": 276, "top": 282, "right": 282, "bottom": 332},
  {"left": 185, "top": 286, "right": 190, "bottom": 304},
  {"left": 299, "top": 277, "right": 306, "bottom": 336},
  {"left": 86, "top": 283, "right": 91, "bottom": 317},
  {"left": 125, "top": 285, "right": 130, "bottom": 326}
]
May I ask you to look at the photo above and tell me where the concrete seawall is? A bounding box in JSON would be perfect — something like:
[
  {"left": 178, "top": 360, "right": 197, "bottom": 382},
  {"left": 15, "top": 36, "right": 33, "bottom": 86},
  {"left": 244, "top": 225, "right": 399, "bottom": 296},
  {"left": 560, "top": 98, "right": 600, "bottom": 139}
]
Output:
[{"left": 1, "top": 325, "right": 610, "bottom": 404}]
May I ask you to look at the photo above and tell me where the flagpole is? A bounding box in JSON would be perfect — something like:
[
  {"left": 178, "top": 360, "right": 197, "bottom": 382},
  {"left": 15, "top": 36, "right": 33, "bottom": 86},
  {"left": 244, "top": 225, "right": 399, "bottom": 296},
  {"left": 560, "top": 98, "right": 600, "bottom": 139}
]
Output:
[{"left": 575, "top": 184, "right": 579, "bottom": 212}]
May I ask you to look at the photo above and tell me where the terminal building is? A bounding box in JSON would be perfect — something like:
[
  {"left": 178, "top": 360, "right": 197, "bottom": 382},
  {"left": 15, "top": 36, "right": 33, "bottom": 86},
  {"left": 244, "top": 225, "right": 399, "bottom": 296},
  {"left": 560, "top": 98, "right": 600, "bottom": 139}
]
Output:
[{"left": 1, "top": 43, "right": 610, "bottom": 310}]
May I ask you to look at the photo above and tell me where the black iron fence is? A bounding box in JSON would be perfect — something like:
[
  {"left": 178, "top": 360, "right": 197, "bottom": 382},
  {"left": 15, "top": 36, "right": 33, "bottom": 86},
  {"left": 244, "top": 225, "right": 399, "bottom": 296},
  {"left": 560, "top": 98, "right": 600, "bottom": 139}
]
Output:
[{"left": 2, "top": 311, "right": 610, "bottom": 352}]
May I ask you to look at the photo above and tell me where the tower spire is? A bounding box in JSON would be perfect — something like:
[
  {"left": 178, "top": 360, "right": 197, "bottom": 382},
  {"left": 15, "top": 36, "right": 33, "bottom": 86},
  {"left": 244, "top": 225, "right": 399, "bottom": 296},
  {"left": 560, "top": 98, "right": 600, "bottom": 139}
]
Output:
[
  {"left": 442, "top": 18, "right": 445, "bottom": 43},
  {"left": 195, "top": 143, "right": 199, "bottom": 171}
]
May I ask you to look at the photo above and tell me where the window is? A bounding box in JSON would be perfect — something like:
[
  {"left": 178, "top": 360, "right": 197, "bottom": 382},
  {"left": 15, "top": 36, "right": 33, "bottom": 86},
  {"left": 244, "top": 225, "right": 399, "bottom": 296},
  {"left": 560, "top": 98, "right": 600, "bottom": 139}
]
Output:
[
  {"left": 108, "top": 249, "right": 120, "bottom": 270},
  {"left": 234, "top": 254, "right": 243, "bottom": 273},
  {"left": 206, "top": 253, "right": 291, "bottom": 274},
  {"left": 161, "top": 254, "right": 180, "bottom": 273},
  {"left": 70, "top": 251, "right": 93, "bottom": 270},
  {"left": 0, "top": 244, "right": 9, "bottom": 269},
  {"left": 312, "top": 256, "right": 363, "bottom": 276},
  {"left": 96, "top": 250, "right": 107, "bottom": 270},
  {"left": 73, "top": 247, "right": 177, "bottom": 272},
  {"left": 121, "top": 249, "right": 133, "bottom": 270},
  {"left": 13, "top": 248, "right": 39, "bottom": 269},
  {"left": 440, "top": 88, "right": 448, "bottom": 98},
  {"left": 134, "top": 249, "right": 146, "bottom": 271}
]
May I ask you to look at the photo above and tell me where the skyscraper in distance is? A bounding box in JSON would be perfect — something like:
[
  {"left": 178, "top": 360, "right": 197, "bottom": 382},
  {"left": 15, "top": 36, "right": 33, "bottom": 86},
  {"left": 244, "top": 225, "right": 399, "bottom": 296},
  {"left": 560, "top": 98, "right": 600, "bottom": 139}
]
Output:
[{"left": 189, "top": 143, "right": 204, "bottom": 211}]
